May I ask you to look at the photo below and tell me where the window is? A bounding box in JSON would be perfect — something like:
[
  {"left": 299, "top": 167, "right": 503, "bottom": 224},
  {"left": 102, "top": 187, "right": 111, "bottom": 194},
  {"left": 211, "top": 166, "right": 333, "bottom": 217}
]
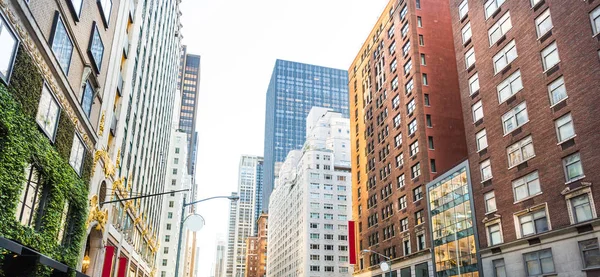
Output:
[
  {"left": 81, "top": 80, "right": 94, "bottom": 117},
  {"left": 15, "top": 164, "right": 42, "bottom": 227},
  {"left": 67, "top": 0, "right": 84, "bottom": 18},
  {"left": 394, "top": 114, "right": 401, "bottom": 128},
  {"left": 465, "top": 47, "right": 476, "bottom": 69},
  {"left": 480, "top": 159, "right": 492, "bottom": 181},
  {"left": 0, "top": 12, "right": 19, "bottom": 83},
  {"left": 310, "top": 213, "right": 319, "bottom": 219},
  {"left": 50, "top": 13, "right": 73, "bottom": 73},
  {"left": 497, "top": 70, "right": 523, "bottom": 103},
  {"left": 405, "top": 78, "right": 414, "bottom": 94},
  {"left": 413, "top": 186, "right": 423, "bottom": 201},
  {"left": 166, "top": 223, "right": 171, "bottom": 230},
  {"left": 404, "top": 239, "right": 411, "bottom": 255},
  {"left": 338, "top": 225, "right": 347, "bottom": 231},
  {"left": 310, "top": 193, "right": 319, "bottom": 199},
  {"left": 571, "top": 194, "right": 593, "bottom": 223},
  {"left": 392, "top": 95, "right": 400, "bottom": 109},
  {"left": 485, "top": 191, "right": 497, "bottom": 213},
  {"left": 174, "top": 158, "right": 179, "bottom": 164},
  {"left": 339, "top": 245, "right": 348, "bottom": 251},
  {"left": 310, "top": 233, "right": 320, "bottom": 239},
  {"left": 310, "top": 266, "right": 320, "bottom": 272},
  {"left": 403, "top": 40, "right": 410, "bottom": 55},
  {"left": 417, "top": 234, "right": 425, "bottom": 250},
  {"left": 390, "top": 41, "right": 397, "bottom": 54},
  {"left": 167, "top": 212, "right": 173, "bottom": 219},
  {"left": 172, "top": 169, "right": 177, "bottom": 175},
  {"left": 69, "top": 135, "right": 85, "bottom": 175},
  {"left": 404, "top": 59, "right": 412, "bottom": 74},
  {"left": 428, "top": 136, "right": 434, "bottom": 149},
  {"left": 310, "top": 244, "right": 319, "bottom": 250},
  {"left": 310, "top": 183, "right": 319, "bottom": 190},
  {"left": 493, "top": 259, "right": 507, "bottom": 277},
  {"left": 338, "top": 195, "right": 347, "bottom": 201},
  {"left": 324, "top": 266, "right": 334, "bottom": 272},
  {"left": 338, "top": 235, "right": 348, "bottom": 241},
  {"left": 324, "top": 194, "right": 333, "bottom": 199},
  {"left": 579, "top": 239, "right": 600, "bottom": 269},
  {"left": 162, "top": 259, "right": 167, "bottom": 266},
  {"left": 163, "top": 247, "right": 169, "bottom": 254},
  {"left": 507, "top": 136, "right": 535, "bottom": 168},
  {"left": 324, "top": 245, "right": 334, "bottom": 250},
  {"left": 98, "top": 0, "right": 112, "bottom": 25},
  {"left": 591, "top": 6, "right": 600, "bottom": 36},
  {"left": 165, "top": 235, "right": 170, "bottom": 242},
  {"left": 466, "top": 73, "right": 480, "bottom": 96},
  {"left": 388, "top": 24, "right": 395, "bottom": 38},
  {"left": 338, "top": 215, "right": 347, "bottom": 220},
  {"left": 418, "top": 35, "right": 424, "bottom": 46},
  {"left": 458, "top": 0, "right": 469, "bottom": 19},
  {"left": 88, "top": 23, "right": 104, "bottom": 71},
  {"left": 398, "top": 196, "right": 407, "bottom": 210},
  {"left": 310, "top": 222, "right": 319, "bottom": 228},
  {"left": 324, "top": 214, "right": 333, "bottom": 220},
  {"left": 36, "top": 84, "right": 61, "bottom": 140},
  {"left": 493, "top": 40, "right": 517, "bottom": 74},
  {"left": 488, "top": 12, "right": 512, "bottom": 45},
  {"left": 422, "top": 74, "right": 428, "bottom": 86},
  {"left": 325, "top": 224, "right": 334, "bottom": 230},
  {"left": 402, "top": 23, "right": 409, "bottom": 38},
  {"left": 502, "top": 102, "right": 528, "bottom": 134},
  {"left": 476, "top": 129, "right": 488, "bottom": 151},
  {"left": 392, "top": 76, "right": 399, "bottom": 91},
  {"left": 391, "top": 59, "right": 397, "bottom": 72},
  {"left": 430, "top": 159, "right": 436, "bottom": 173},
  {"left": 395, "top": 134, "right": 402, "bottom": 148},
  {"left": 396, "top": 153, "right": 404, "bottom": 167},
  {"left": 411, "top": 163, "right": 421, "bottom": 179},
  {"left": 324, "top": 203, "right": 333, "bottom": 210},
  {"left": 513, "top": 171, "right": 541, "bottom": 201},
  {"left": 175, "top": 148, "right": 180, "bottom": 154},
  {"left": 563, "top": 152, "right": 584, "bottom": 182},
  {"left": 519, "top": 209, "right": 549, "bottom": 237},
  {"left": 417, "top": 16, "right": 422, "bottom": 27},
  {"left": 408, "top": 119, "right": 417, "bottom": 135},
  {"left": 535, "top": 9, "right": 553, "bottom": 38},
  {"left": 397, "top": 174, "right": 405, "bottom": 188},
  {"left": 523, "top": 249, "right": 555, "bottom": 276},
  {"left": 462, "top": 22, "right": 472, "bottom": 44},
  {"left": 488, "top": 223, "right": 502, "bottom": 246},
  {"left": 400, "top": 218, "right": 409, "bottom": 231},
  {"left": 400, "top": 5, "right": 408, "bottom": 20},
  {"left": 541, "top": 42, "right": 560, "bottom": 71},
  {"left": 339, "top": 256, "right": 349, "bottom": 262},
  {"left": 340, "top": 267, "right": 349, "bottom": 273},
  {"left": 548, "top": 76, "right": 567, "bottom": 106},
  {"left": 555, "top": 113, "right": 575, "bottom": 143},
  {"left": 168, "top": 201, "right": 174, "bottom": 208},
  {"left": 337, "top": 185, "right": 346, "bottom": 191},
  {"left": 407, "top": 98, "right": 416, "bottom": 114},
  {"left": 416, "top": 0, "right": 421, "bottom": 9},
  {"left": 310, "top": 255, "right": 320, "bottom": 261},
  {"left": 472, "top": 100, "right": 483, "bottom": 122},
  {"left": 410, "top": 141, "right": 419, "bottom": 156},
  {"left": 484, "top": 0, "right": 505, "bottom": 19},
  {"left": 324, "top": 184, "right": 333, "bottom": 191}
]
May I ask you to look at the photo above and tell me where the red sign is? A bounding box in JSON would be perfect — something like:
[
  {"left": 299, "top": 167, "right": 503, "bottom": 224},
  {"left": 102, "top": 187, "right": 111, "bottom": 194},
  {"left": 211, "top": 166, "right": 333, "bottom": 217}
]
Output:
[
  {"left": 117, "top": 256, "right": 128, "bottom": 277},
  {"left": 348, "top": 220, "right": 356, "bottom": 265},
  {"left": 102, "top": 246, "right": 115, "bottom": 277}
]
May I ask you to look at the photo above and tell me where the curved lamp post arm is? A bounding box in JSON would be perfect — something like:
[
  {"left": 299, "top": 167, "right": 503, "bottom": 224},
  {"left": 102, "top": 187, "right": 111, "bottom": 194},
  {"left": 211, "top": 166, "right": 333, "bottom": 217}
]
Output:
[
  {"left": 361, "top": 249, "right": 391, "bottom": 261},
  {"left": 184, "top": 195, "right": 240, "bottom": 207}
]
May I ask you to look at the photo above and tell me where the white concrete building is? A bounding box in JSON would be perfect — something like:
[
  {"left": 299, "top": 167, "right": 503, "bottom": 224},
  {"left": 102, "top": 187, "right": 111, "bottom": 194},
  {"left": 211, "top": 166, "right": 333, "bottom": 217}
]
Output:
[
  {"left": 227, "top": 156, "right": 264, "bottom": 277},
  {"left": 267, "top": 107, "right": 352, "bottom": 277}
]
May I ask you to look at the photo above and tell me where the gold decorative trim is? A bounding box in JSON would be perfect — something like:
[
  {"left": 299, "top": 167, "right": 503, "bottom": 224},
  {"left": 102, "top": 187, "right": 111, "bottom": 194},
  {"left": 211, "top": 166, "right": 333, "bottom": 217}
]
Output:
[
  {"left": 87, "top": 195, "right": 108, "bottom": 232},
  {"left": 98, "top": 111, "right": 106, "bottom": 136}
]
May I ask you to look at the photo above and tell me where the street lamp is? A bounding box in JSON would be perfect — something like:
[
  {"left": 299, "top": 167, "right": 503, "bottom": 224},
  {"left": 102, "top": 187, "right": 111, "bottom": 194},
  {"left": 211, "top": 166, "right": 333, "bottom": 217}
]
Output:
[
  {"left": 174, "top": 193, "right": 240, "bottom": 277},
  {"left": 362, "top": 249, "right": 392, "bottom": 277}
]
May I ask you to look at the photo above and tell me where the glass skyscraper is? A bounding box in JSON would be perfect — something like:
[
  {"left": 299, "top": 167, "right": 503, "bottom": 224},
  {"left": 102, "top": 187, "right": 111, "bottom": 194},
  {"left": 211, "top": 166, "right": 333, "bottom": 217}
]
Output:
[
  {"left": 177, "top": 47, "right": 201, "bottom": 176},
  {"left": 262, "top": 59, "right": 349, "bottom": 210}
]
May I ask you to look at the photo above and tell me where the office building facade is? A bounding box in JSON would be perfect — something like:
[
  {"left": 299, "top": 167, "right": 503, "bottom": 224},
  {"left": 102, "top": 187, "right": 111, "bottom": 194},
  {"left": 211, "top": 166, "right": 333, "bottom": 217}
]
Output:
[
  {"left": 215, "top": 240, "right": 227, "bottom": 277},
  {"left": 449, "top": 0, "right": 600, "bottom": 276},
  {"left": 177, "top": 49, "right": 201, "bottom": 176},
  {"left": 227, "top": 192, "right": 240, "bottom": 277},
  {"left": 227, "top": 156, "right": 263, "bottom": 277},
  {"left": 349, "top": 0, "right": 468, "bottom": 276},
  {"left": 263, "top": 60, "right": 350, "bottom": 211},
  {"left": 267, "top": 108, "right": 353, "bottom": 277}
]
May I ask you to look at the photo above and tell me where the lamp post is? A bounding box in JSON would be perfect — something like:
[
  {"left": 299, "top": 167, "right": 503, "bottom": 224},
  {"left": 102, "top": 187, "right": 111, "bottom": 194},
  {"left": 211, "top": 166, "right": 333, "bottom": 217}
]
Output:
[
  {"left": 362, "top": 249, "right": 392, "bottom": 277},
  {"left": 174, "top": 194, "right": 240, "bottom": 277}
]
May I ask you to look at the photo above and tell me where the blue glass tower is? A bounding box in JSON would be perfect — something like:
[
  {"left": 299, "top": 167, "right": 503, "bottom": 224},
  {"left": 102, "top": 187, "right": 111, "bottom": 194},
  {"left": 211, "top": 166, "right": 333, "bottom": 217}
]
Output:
[
  {"left": 254, "top": 158, "right": 264, "bottom": 235},
  {"left": 263, "top": 59, "right": 349, "bottom": 211}
]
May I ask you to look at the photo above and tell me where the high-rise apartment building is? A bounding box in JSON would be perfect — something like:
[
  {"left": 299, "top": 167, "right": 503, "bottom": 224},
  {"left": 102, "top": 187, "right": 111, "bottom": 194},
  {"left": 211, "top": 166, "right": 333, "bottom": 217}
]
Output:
[
  {"left": 215, "top": 240, "right": 227, "bottom": 277},
  {"left": 349, "top": 0, "right": 468, "bottom": 276},
  {"left": 267, "top": 107, "right": 353, "bottom": 277},
  {"left": 263, "top": 60, "right": 350, "bottom": 211},
  {"left": 448, "top": 0, "right": 600, "bottom": 276},
  {"left": 227, "top": 156, "right": 264, "bottom": 277},
  {"left": 227, "top": 192, "right": 240, "bottom": 277},
  {"left": 177, "top": 48, "right": 201, "bottom": 176}
]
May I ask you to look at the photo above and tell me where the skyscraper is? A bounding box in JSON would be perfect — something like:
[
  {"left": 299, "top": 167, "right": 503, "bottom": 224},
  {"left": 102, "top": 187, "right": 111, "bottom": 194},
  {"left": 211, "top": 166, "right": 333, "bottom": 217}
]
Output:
[
  {"left": 448, "top": 0, "right": 600, "bottom": 276},
  {"left": 263, "top": 60, "right": 350, "bottom": 211},
  {"left": 177, "top": 48, "right": 201, "bottom": 176},
  {"left": 215, "top": 240, "right": 227, "bottom": 277},
  {"left": 349, "top": 0, "right": 468, "bottom": 276},
  {"left": 254, "top": 159, "right": 264, "bottom": 235},
  {"left": 227, "top": 156, "right": 264, "bottom": 277}
]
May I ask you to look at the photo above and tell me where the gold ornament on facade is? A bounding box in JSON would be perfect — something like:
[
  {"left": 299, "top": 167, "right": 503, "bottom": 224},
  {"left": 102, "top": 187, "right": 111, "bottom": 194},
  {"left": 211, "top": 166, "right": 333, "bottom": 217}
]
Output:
[
  {"left": 98, "top": 111, "right": 106, "bottom": 136},
  {"left": 116, "top": 148, "right": 121, "bottom": 168},
  {"left": 87, "top": 195, "right": 108, "bottom": 232}
]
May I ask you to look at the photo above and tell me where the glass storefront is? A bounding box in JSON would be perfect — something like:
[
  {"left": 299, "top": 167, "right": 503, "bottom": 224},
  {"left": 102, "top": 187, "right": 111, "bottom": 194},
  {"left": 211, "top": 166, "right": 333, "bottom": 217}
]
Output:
[{"left": 427, "top": 162, "right": 479, "bottom": 277}]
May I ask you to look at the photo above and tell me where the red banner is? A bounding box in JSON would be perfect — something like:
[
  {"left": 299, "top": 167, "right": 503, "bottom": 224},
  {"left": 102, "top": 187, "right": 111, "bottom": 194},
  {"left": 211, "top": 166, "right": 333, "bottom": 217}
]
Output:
[
  {"left": 102, "top": 246, "right": 115, "bottom": 277},
  {"left": 348, "top": 220, "right": 356, "bottom": 264},
  {"left": 117, "top": 256, "right": 128, "bottom": 277}
]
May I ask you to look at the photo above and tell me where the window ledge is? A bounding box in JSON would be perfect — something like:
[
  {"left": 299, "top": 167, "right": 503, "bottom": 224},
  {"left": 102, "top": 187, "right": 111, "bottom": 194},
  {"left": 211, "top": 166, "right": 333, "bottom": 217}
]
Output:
[
  {"left": 485, "top": 210, "right": 497, "bottom": 215},
  {"left": 508, "top": 156, "right": 536, "bottom": 170},
  {"left": 477, "top": 147, "right": 488, "bottom": 153},
  {"left": 565, "top": 175, "right": 586, "bottom": 185},
  {"left": 557, "top": 135, "right": 576, "bottom": 145},
  {"left": 481, "top": 177, "right": 493, "bottom": 183},
  {"left": 543, "top": 62, "right": 561, "bottom": 74},
  {"left": 549, "top": 96, "right": 568, "bottom": 108},
  {"left": 513, "top": 192, "right": 543, "bottom": 205},
  {"left": 537, "top": 28, "right": 553, "bottom": 41},
  {"left": 592, "top": 32, "right": 600, "bottom": 39},
  {"left": 531, "top": 0, "right": 545, "bottom": 10},
  {"left": 503, "top": 121, "right": 529, "bottom": 137}
]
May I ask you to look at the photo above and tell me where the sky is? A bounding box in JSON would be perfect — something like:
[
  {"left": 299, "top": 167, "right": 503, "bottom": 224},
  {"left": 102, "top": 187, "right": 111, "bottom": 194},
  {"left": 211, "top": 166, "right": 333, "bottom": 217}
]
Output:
[{"left": 178, "top": 1, "right": 388, "bottom": 276}]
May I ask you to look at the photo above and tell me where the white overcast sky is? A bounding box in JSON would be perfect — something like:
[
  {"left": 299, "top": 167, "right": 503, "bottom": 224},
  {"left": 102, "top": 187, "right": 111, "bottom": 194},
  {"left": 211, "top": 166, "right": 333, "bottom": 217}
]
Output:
[{"left": 179, "top": 1, "right": 388, "bottom": 276}]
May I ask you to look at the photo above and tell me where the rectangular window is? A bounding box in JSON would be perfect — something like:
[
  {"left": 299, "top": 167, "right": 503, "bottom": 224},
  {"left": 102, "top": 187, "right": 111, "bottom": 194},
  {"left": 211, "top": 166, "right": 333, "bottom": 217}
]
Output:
[
  {"left": 324, "top": 194, "right": 333, "bottom": 199},
  {"left": 555, "top": 113, "right": 575, "bottom": 143},
  {"left": 165, "top": 235, "right": 170, "bottom": 242},
  {"left": 485, "top": 191, "right": 497, "bottom": 213},
  {"left": 400, "top": 218, "right": 409, "bottom": 231},
  {"left": 417, "top": 16, "right": 422, "bottom": 27},
  {"left": 400, "top": 5, "right": 408, "bottom": 20},
  {"left": 390, "top": 41, "right": 397, "bottom": 54},
  {"left": 402, "top": 23, "right": 410, "bottom": 38},
  {"left": 310, "top": 255, "right": 320, "bottom": 261},
  {"left": 493, "top": 259, "right": 507, "bottom": 277},
  {"left": 324, "top": 184, "right": 333, "bottom": 191},
  {"left": 391, "top": 59, "right": 397, "bottom": 72},
  {"left": 50, "top": 13, "right": 73, "bottom": 74},
  {"left": 310, "top": 233, "right": 320, "bottom": 239},
  {"left": 407, "top": 98, "right": 416, "bottom": 114},
  {"left": 476, "top": 129, "right": 488, "bottom": 151},
  {"left": 563, "top": 152, "right": 584, "bottom": 182},
  {"left": 413, "top": 186, "right": 423, "bottom": 201},
  {"left": 338, "top": 195, "right": 347, "bottom": 201},
  {"left": 310, "top": 193, "right": 319, "bottom": 199},
  {"left": 465, "top": 47, "right": 476, "bottom": 69},
  {"left": 404, "top": 59, "right": 412, "bottom": 74},
  {"left": 393, "top": 114, "right": 401, "bottom": 128},
  {"left": 15, "top": 164, "right": 42, "bottom": 227},
  {"left": 416, "top": 0, "right": 421, "bottom": 9},
  {"left": 535, "top": 9, "right": 553, "bottom": 38},
  {"left": 324, "top": 203, "right": 333, "bottom": 210},
  {"left": 399, "top": 195, "right": 407, "bottom": 210},
  {"left": 415, "top": 210, "right": 424, "bottom": 225},
  {"left": 69, "top": 135, "right": 85, "bottom": 175},
  {"left": 325, "top": 224, "right": 334, "bottom": 230},
  {"left": 541, "top": 42, "right": 560, "bottom": 71},
  {"left": 513, "top": 171, "right": 541, "bottom": 201},
  {"left": 519, "top": 209, "right": 549, "bottom": 237},
  {"left": 417, "top": 234, "right": 425, "bottom": 250},
  {"left": 459, "top": 0, "right": 469, "bottom": 19},
  {"left": 392, "top": 76, "right": 399, "bottom": 91},
  {"left": 548, "top": 76, "right": 567, "bottom": 106},
  {"left": 421, "top": 54, "right": 426, "bottom": 66},
  {"left": 579, "top": 239, "right": 600, "bottom": 269},
  {"left": 0, "top": 12, "right": 19, "bottom": 83},
  {"left": 430, "top": 159, "right": 436, "bottom": 172},
  {"left": 88, "top": 23, "right": 104, "bottom": 72},
  {"left": 310, "top": 222, "right": 319, "bottom": 228},
  {"left": 462, "top": 22, "right": 472, "bottom": 44},
  {"left": 419, "top": 35, "right": 424, "bottom": 46},
  {"left": 81, "top": 81, "right": 94, "bottom": 117},
  {"left": 397, "top": 174, "right": 405, "bottom": 188},
  {"left": 388, "top": 24, "right": 395, "bottom": 38},
  {"left": 410, "top": 141, "right": 419, "bottom": 157},
  {"left": 493, "top": 40, "right": 517, "bottom": 74},
  {"left": 405, "top": 78, "right": 414, "bottom": 94},
  {"left": 497, "top": 70, "right": 523, "bottom": 103},
  {"left": 502, "top": 102, "right": 528, "bottom": 134},
  {"left": 396, "top": 153, "right": 404, "bottom": 167},
  {"left": 469, "top": 73, "right": 480, "bottom": 95},
  {"left": 337, "top": 185, "right": 346, "bottom": 191},
  {"left": 480, "top": 159, "right": 492, "bottom": 181},
  {"left": 310, "top": 213, "right": 320, "bottom": 219},
  {"left": 324, "top": 214, "right": 333, "bottom": 220},
  {"left": 422, "top": 73, "right": 428, "bottom": 86},
  {"left": 472, "top": 100, "right": 484, "bottom": 122},
  {"left": 523, "top": 249, "right": 555, "bottom": 276},
  {"left": 507, "top": 136, "right": 535, "bottom": 168},
  {"left": 411, "top": 163, "right": 421, "bottom": 179},
  {"left": 591, "top": 6, "right": 600, "bottom": 36},
  {"left": 484, "top": 0, "right": 505, "bottom": 19},
  {"left": 488, "top": 12, "right": 512, "bottom": 45},
  {"left": 395, "top": 134, "right": 402, "bottom": 148},
  {"left": 408, "top": 119, "right": 417, "bottom": 135},
  {"left": 36, "top": 84, "right": 61, "bottom": 141},
  {"left": 488, "top": 223, "right": 502, "bottom": 245},
  {"left": 571, "top": 194, "right": 593, "bottom": 223},
  {"left": 338, "top": 235, "right": 348, "bottom": 241},
  {"left": 428, "top": 136, "right": 434, "bottom": 149}
]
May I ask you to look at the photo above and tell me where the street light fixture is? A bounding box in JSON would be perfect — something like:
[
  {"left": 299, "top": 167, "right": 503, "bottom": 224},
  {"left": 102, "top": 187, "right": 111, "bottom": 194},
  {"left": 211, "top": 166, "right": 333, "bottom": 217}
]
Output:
[
  {"left": 174, "top": 193, "right": 239, "bottom": 277},
  {"left": 362, "top": 249, "right": 392, "bottom": 277}
]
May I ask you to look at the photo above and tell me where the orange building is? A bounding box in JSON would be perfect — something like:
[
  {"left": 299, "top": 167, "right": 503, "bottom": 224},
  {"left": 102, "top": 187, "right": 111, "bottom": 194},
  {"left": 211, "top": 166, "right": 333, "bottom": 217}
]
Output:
[{"left": 245, "top": 213, "right": 268, "bottom": 277}]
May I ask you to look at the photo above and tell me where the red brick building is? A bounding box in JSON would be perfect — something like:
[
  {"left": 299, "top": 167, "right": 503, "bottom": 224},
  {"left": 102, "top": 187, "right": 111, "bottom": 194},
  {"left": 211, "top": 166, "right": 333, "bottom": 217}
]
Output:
[
  {"left": 448, "top": 0, "right": 600, "bottom": 276},
  {"left": 349, "top": 0, "right": 468, "bottom": 276},
  {"left": 245, "top": 213, "right": 268, "bottom": 277}
]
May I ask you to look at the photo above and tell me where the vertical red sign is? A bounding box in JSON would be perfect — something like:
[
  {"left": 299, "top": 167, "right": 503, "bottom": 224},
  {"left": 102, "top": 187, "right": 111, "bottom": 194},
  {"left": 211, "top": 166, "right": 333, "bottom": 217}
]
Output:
[
  {"left": 117, "top": 256, "right": 128, "bottom": 277},
  {"left": 348, "top": 220, "right": 357, "bottom": 264},
  {"left": 101, "top": 246, "right": 115, "bottom": 277}
]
